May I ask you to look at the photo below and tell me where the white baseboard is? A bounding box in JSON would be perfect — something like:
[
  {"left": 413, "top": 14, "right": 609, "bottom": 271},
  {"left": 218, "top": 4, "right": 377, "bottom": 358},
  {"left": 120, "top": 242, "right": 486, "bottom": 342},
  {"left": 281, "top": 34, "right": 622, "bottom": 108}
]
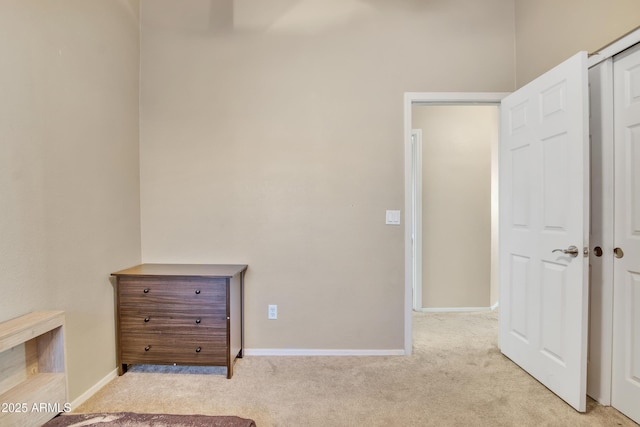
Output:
[
  {"left": 70, "top": 368, "right": 118, "bottom": 411},
  {"left": 243, "top": 348, "right": 405, "bottom": 356},
  {"left": 415, "top": 307, "right": 492, "bottom": 313},
  {"left": 490, "top": 301, "right": 500, "bottom": 311}
]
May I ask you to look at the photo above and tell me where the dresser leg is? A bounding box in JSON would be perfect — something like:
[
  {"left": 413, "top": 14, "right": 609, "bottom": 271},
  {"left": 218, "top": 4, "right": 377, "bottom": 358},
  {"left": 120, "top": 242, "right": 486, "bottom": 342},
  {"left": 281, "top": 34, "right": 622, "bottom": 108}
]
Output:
[{"left": 118, "top": 364, "right": 128, "bottom": 376}]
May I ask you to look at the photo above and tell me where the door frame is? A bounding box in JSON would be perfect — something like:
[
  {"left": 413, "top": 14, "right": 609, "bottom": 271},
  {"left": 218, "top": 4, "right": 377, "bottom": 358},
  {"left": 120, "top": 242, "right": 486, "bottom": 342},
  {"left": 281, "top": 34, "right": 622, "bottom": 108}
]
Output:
[
  {"left": 588, "top": 26, "right": 640, "bottom": 68},
  {"left": 411, "top": 128, "right": 423, "bottom": 311},
  {"left": 403, "top": 92, "right": 508, "bottom": 354}
]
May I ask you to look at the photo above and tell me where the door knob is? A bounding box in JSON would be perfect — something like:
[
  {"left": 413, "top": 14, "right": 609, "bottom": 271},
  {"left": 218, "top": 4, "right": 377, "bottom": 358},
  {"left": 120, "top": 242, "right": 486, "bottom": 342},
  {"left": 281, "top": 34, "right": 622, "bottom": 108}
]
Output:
[
  {"left": 552, "top": 245, "right": 579, "bottom": 257},
  {"left": 593, "top": 246, "right": 603, "bottom": 257},
  {"left": 614, "top": 247, "right": 624, "bottom": 258}
]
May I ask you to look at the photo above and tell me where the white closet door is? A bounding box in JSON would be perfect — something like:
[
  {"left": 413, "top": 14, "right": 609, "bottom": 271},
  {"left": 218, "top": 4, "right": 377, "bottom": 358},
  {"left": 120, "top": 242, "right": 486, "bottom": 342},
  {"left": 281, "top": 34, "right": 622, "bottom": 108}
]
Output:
[
  {"left": 587, "top": 59, "right": 615, "bottom": 405},
  {"left": 612, "top": 43, "right": 640, "bottom": 425},
  {"left": 499, "top": 51, "right": 589, "bottom": 412}
]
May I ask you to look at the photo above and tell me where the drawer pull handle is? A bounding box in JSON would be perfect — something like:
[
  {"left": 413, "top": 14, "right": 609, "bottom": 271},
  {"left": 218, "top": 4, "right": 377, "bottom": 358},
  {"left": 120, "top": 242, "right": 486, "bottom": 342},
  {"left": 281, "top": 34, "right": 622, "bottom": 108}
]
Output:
[
  {"left": 143, "top": 289, "right": 149, "bottom": 294},
  {"left": 195, "top": 347, "right": 201, "bottom": 353},
  {"left": 195, "top": 289, "right": 201, "bottom": 295},
  {"left": 195, "top": 318, "right": 201, "bottom": 324},
  {"left": 145, "top": 345, "right": 151, "bottom": 352},
  {"left": 144, "top": 317, "right": 150, "bottom": 323}
]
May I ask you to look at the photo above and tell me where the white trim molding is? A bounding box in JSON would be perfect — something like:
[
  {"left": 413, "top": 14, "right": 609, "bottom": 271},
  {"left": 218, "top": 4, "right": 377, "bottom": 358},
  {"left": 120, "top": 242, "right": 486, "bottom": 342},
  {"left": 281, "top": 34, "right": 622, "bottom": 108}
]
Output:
[
  {"left": 244, "top": 349, "right": 405, "bottom": 357},
  {"left": 411, "top": 128, "right": 423, "bottom": 311},
  {"left": 588, "top": 26, "right": 640, "bottom": 68},
  {"left": 403, "top": 92, "right": 509, "bottom": 356},
  {"left": 415, "top": 307, "right": 493, "bottom": 313},
  {"left": 69, "top": 368, "right": 118, "bottom": 411}
]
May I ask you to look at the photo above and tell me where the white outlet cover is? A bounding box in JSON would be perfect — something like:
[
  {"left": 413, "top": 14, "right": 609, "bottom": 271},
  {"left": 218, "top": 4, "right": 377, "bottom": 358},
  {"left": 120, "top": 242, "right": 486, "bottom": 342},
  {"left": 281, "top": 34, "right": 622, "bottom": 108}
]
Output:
[{"left": 268, "top": 304, "right": 277, "bottom": 319}]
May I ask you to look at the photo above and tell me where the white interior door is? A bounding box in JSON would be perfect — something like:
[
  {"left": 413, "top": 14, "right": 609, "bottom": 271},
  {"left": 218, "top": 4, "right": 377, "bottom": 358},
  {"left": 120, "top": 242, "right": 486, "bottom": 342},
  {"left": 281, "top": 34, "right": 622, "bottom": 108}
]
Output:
[
  {"left": 499, "top": 51, "right": 589, "bottom": 412},
  {"left": 612, "top": 43, "right": 640, "bottom": 425}
]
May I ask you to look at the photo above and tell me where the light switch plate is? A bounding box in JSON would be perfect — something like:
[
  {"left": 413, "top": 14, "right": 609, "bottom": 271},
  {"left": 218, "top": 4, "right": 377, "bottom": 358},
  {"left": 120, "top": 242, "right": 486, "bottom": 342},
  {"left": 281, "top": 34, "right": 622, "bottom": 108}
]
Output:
[{"left": 386, "top": 210, "right": 401, "bottom": 225}]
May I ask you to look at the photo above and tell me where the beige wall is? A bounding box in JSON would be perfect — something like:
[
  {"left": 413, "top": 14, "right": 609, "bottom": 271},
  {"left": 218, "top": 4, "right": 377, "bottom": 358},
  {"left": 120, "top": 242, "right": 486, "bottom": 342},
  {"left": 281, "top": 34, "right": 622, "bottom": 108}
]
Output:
[
  {"left": 413, "top": 105, "right": 497, "bottom": 309},
  {"left": 514, "top": 0, "right": 640, "bottom": 87},
  {"left": 0, "top": 1, "right": 141, "bottom": 400},
  {"left": 140, "top": 0, "right": 515, "bottom": 351}
]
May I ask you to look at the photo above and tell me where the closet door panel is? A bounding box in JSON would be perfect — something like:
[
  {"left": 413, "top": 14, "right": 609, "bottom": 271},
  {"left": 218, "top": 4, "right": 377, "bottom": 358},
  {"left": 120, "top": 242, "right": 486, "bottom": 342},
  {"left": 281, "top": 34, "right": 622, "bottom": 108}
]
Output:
[
  {"left": 612, "top": 43, "right": 640, "bottom": 425},
  {"left": 586, "top": 59, "right": 614, "bottom": 405}
]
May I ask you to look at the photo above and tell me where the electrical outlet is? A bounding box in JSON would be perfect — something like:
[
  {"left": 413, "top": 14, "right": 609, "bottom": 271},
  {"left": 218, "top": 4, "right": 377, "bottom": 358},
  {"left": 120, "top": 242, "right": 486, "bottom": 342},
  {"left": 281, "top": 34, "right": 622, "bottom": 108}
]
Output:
[{"left": 268, "top": 304, "right": 278, "bottom": 320}]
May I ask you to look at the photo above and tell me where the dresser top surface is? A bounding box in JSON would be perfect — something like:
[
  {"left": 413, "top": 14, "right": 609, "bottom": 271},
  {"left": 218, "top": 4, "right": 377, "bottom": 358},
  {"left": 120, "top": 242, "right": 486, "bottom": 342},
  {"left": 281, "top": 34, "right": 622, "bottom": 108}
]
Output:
[{"left": 111, "top": 263, "right": 247, "bottom": 278}]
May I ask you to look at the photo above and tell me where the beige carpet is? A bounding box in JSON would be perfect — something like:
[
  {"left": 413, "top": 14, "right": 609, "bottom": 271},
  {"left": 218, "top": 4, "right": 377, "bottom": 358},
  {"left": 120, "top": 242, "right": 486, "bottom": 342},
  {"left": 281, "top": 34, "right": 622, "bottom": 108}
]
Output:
[{"left": 76, "top": 312, "right": 637, "bottom": 426}]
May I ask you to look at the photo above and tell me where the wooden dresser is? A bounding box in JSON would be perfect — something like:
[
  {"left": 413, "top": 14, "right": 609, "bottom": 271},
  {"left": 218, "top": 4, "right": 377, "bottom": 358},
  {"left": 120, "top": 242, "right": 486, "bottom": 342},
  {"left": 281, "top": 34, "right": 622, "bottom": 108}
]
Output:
[{"left": 111, "top": 264, "right": 247, "bottom": 379}]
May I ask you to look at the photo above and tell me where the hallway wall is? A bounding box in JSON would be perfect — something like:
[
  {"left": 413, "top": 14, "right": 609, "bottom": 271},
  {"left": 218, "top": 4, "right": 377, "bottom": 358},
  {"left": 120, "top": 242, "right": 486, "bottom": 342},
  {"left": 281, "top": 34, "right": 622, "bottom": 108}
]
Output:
[{"left": 412, "top": 105, "right": 498, "bottom": 309}]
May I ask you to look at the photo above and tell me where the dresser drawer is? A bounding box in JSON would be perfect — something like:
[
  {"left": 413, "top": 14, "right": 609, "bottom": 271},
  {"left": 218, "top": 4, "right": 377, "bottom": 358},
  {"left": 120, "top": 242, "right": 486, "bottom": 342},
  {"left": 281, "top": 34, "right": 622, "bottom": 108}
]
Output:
[
  {"left": 121, "top": 334, "right": 228, "bottom": 365},
  {"left": 119, "top": 306, "right": 227, "bottom": 334},
  {"left": 118, "top": 277, "right": 226, "bottom": 306}
]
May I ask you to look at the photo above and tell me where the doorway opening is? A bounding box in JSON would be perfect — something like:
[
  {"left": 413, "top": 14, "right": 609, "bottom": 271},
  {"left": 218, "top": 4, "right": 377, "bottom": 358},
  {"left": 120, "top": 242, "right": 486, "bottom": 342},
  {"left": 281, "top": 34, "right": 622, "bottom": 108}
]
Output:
[{"left": 403, "top": 93, "right": 508, "bottom": 355}]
